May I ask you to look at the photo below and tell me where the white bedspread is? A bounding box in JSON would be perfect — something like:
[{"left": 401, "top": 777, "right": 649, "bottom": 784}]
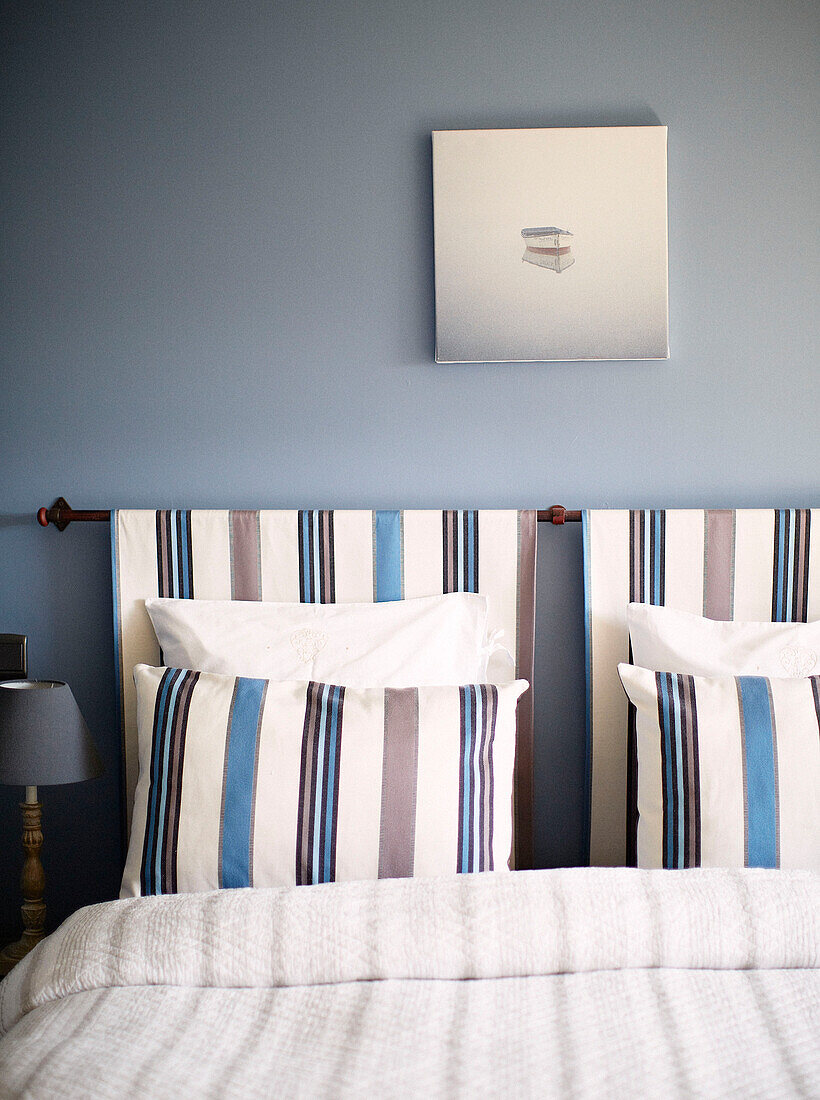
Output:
[{"left": 1, "top": 867, "right": 818, "bottom": 1098}]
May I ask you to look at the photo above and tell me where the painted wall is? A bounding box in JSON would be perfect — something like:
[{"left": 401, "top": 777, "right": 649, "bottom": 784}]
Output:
[{"left": 1, "top": 0, "right": 817, "bottom": 935}]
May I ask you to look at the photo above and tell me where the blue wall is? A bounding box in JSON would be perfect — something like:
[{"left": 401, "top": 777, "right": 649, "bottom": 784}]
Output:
[{"left": 1, "top": 0, "right": 817, "bottom": 934}]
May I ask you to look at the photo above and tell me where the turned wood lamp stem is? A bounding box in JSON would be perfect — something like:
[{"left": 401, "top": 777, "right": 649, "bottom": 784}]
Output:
[
  {"left": 0, "top": 678, "right": 102, "bottom": 976},
  {"left": 0, "top": 787, "right": 46, "bottom": 976}
]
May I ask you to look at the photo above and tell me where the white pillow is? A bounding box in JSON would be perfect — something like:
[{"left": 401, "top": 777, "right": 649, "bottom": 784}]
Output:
[
  {"left": 627, "top": 603, "right": 820, "bottom": 678},
  {"left": 145, "top": 593, "right": 514, "bottom": 687}
]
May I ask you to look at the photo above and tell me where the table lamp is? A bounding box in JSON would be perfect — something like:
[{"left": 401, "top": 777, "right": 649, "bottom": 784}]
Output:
[{"left": 0, "top": 680, "right": 103, "bottom": 975}]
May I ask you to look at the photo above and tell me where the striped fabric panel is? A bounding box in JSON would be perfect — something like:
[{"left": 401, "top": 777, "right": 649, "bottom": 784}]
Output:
[
  {"left": 772, "top": 509, "right": 811, "bottom": 622},
  {"left": 373, "top": 510, "right": 404, "bottom": 602},
  {"left": 655, "top": 672, "right": 701, "bottom": 869},
  {"left": 156, "top": 510, "right": 195, "bottom": 599},
  {"left": 378, "top": 687, "right": 419, "bottom": 878},
  {"left": 443, "top": 510, "right": 479, "bottom": 593},
  {"left": 737, "top": 676, "right": 780, "bottom": 868},
  {"left": 626, "top": 510, "right": 667, "bottom": 863},
  {"left": 296, "top": 681, "right": 345, "bottom": 885},
  {"left": 457, "top": 684, "right": 498, "bottom": 873},
  {"left": 140, "top": 668, "right": 200, "bottom": 895},
  {"left": 297, "top": 510, "right": 336, "bottom": 604},
  {"left": 219, "top": 677, "right": 268, "bottom": 889},
  {"left": 115, "top": 508, "right": 535, "bottom": 865},
  {"left": 229, "top": 510, "right": 262, "bottom": 601},
  {"left": 586, "top": 507, "right": 820, "bottom": 868}
]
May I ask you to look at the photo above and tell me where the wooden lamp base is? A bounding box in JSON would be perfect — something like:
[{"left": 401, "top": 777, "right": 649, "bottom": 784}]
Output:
[{"left": 0, "top": 792, "right": 46, "bottom": 978}]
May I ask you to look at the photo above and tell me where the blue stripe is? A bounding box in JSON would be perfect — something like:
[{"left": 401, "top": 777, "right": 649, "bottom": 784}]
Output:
[
  {"left": 581, "top": 512, "right": 592, "bottom": 865},
  {"left": 775, "top": 511, "right": 786, "bottom": 620},
  {"left": 179, "top": 512, "right": 191, "bottom": 599},
  {"left": 301, "top": 513, "right": 311, "bottom": 602},
  {"left": 671, "top": 674, "right": 685, "bottom": 868},
  {"left": 738, "top": 677, "right": 778, "bottom": 868},
  {"left": 322, "top": 685, "right": 342, "bottom": 881},
  {"left": 152, "top": 670, "right": 185, "bottom": 889},
  {"left": 659, "top": 675, "right": 674, "bottom": 869},
  {"left": 221, "top": 677, "right": 266, "bottom": 889},
  {"left": 653, "top": 510, "right": 662, "bottom": 603},
  {"left": 461, "top": 687, "right": 473, "bottom": 872},
  {"left": 375, "top": 510, "right": 402, "bottom": 602},
  {"left": 312, "top": 683, "right": 330, "bottom": 883},
  {"left": 143, "top": 669, "right": 179, "bottom": 892},
  {"left": 472, "top": 684, "right": 483, "bottom": 860},
  {"left": 312, "top": 511, "right": 321, "bottom": 602}
]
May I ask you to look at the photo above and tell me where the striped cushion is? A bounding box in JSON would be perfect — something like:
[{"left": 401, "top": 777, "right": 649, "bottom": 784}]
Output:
[
  {"left": 121, "top": 665, "right": 527, "bottom": 896},
  {"left": 618, "top": 664, "right": 820, "bottom": 870}
]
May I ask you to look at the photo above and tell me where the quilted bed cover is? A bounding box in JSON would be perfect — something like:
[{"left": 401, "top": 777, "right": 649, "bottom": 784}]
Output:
[{"left": 0, "top": 868, "right": 818, "bottom": 1098}]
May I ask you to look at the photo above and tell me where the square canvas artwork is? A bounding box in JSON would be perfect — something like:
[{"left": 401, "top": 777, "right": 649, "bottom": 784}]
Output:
[{"left": 433, "top": 126, "right": 669, "bottom": 363}]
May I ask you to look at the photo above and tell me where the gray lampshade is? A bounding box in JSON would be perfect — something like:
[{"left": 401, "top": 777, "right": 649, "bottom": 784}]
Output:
[{"left": 0, "top": 680, "right": 103, "bottom": 786}]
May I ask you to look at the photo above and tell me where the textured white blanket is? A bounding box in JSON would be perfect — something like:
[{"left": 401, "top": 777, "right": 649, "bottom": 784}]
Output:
[{"left": 1, "top": 868, "right": 818, "bottom": 1098}]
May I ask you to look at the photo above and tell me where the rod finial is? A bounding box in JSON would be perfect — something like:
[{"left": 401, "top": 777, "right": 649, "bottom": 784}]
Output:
[{"left": 38, "top": 497, "right": 72, "bottom": 531}]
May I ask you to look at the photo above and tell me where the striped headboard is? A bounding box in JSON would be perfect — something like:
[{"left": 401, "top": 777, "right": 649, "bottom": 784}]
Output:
[
  {"left": 113, "top": 509, "right": 537, "bottom": 866},
  {"left": 584, "top": 508, "right": 819, "bottom": 866}
]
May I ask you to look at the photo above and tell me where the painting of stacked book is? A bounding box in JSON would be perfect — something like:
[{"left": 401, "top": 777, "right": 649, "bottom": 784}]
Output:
[{"left": 433, "top": 126, "right": 669, "bottom": 363}]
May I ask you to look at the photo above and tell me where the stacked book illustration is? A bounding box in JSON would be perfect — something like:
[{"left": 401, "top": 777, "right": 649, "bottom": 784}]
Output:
[{"left": 521, "top": 227, "right": 575, "bottom": 272}]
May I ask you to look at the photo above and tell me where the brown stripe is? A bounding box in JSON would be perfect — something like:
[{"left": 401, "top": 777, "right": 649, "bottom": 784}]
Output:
[
  {"left": 229, "top": 511, "right": 261, "bottom": 601},
  {"left": 771, "top": 510, "right": 782, "bottom": 621},
  {"left": 296, "top": 683, "right": 320, "bottom": 883},
  {"left": 163, "top": 670, "right": 199, "bottom": 893},
  {"left": 442, "top": 511, "right": 453, "bottom": 592},
  {"left": 795, "top": 510, "right": 810, "bottom": 621},
  {"left": 629, "top": 510, "right": 639, "bottom": 602},
  {"left": 794, "top": 511, "right": 806, "bottom": 621},
  {"left": 703, "top": 509, "right": 735, "bottom": 620},
  {"left": 157, "top": 511, "right": 171, "bottom": 597},
  {"left": 514, "top": 510, "right": 536, "bottom": 870},
  {"left": 681, "top": 674, "right": 699, "bottom": 867},
  {"left": 378, "top": 688, "right": 419, "bottom": 879},
  {"left": 322, "top": 511, "right": 334, "bottom": 603}
]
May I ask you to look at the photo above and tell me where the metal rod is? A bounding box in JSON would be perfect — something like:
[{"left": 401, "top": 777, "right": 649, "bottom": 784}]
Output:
[{"left": 38, "top": 498, "right": 582, "bottom": 530}]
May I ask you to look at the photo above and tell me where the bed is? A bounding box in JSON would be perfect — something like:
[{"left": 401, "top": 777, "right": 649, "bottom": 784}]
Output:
[{"left": 0, "top": 506, "right": 818, "bottom": 1098}]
